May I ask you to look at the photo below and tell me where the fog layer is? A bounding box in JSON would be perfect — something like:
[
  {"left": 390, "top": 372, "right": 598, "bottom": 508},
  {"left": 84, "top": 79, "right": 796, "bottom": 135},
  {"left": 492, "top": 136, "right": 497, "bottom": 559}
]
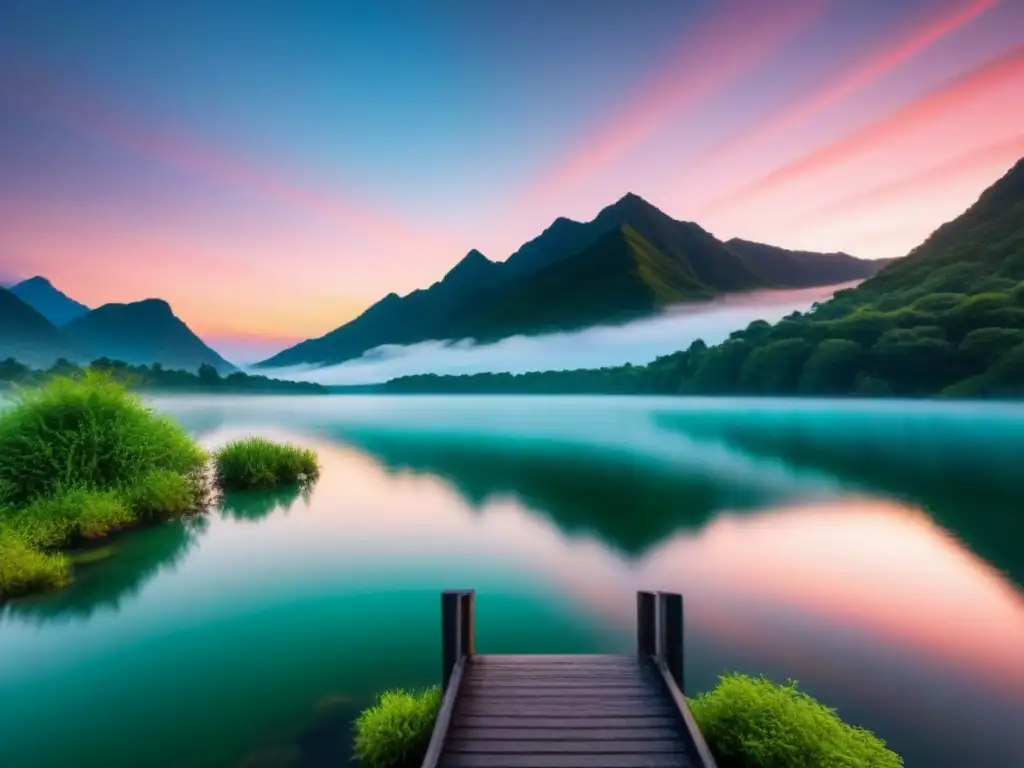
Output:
[{"left": 262, "top": 282, "right": 854, "bottom": 386}]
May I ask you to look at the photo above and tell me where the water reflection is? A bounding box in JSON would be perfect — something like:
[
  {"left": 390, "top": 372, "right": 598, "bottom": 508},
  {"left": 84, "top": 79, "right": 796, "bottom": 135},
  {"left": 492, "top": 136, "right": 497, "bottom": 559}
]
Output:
[
  {"left": 3, "top": 396, "right": 1023, "bottom": 768},
  {"left": 2, "top": 517, "right": 206, "bottom": 625},
  {"left": 656, "top": 406, "right": 1024, "bottom": 586},
  {"left": 638, "top": 499, "right": 1024, "bottom": 766},
  {"left": 324, "top": 425, "right": 815, "bottom": 556},
  {"left": 220, "top": 486, "right": 311, "bottom": 523}
]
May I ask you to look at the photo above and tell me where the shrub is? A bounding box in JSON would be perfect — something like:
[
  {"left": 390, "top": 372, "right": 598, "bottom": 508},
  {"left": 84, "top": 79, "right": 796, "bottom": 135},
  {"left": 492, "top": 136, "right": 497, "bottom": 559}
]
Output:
[
  {"left": 0, "top": 526, "right": 71, "bottom": 599},
  {"left": 213, "top": 437, "right": 319, "bottom": 491},
  {"left": 353, "top": 687, "right": 440, "bottom": 768},
  {"left": 0, "top": 372, "right": 206, "bottom": 506},
  {"left": 121, "top": 469, "right": 204, "bottom": 519},
  {"left": 7, "top": 489, "right": 134, "bottom": 549},
  {"left": 691, "top": 674, "right": 902, "bottom": 768}
]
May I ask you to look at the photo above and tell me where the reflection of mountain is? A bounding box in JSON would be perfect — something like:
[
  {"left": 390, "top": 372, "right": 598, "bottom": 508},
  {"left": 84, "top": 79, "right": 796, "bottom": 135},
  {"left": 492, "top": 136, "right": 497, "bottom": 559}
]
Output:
[
  {"left": 2, "top": 518, "right": 206, "bottom": 624},
  {"left": 220, "top": 486, "right": 309, "bottom": 522},
  {"left": 657, "top": 410, "right": 1024, "bottom": 587},
  {"left": 328, "top": 427, "right": 781, "bottom": 556}
]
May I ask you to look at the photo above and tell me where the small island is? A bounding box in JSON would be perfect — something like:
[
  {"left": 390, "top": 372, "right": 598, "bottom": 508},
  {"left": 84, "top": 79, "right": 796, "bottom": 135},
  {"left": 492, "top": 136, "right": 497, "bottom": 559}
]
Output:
[{"left": 0, "top": 372, "right": 320, "bottom": 601}]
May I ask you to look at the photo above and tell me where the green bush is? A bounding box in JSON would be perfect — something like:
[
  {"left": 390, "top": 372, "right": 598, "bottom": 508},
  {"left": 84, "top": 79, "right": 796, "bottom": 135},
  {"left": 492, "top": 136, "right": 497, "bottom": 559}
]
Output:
[
  {"left": 121, "top": 469, "right": 204, "bottom": 519},
  {"left": 213, "top": 436, "right": 319, "bottom": 491},
  {"left": 0, "top": 526, "right": 70, "bottom": 599},
  {"left": 691, "top": 674, "right": 902, "bottom": 768},
  {"left": 7, "top": 489, "right": 134, "bottom": 549},
  {"left": 0, "top": 372, "right": 205, "bottom": 506},
  {"left": 353, "top": 687, "right": 440, "bottom": 768}
]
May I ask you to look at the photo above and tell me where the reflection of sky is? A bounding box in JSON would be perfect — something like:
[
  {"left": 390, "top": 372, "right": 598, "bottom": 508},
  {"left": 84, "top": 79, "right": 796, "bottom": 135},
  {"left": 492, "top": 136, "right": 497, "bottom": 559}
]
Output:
[{"left": 1, "top": 397, "right": 1023, "bottom": 767}]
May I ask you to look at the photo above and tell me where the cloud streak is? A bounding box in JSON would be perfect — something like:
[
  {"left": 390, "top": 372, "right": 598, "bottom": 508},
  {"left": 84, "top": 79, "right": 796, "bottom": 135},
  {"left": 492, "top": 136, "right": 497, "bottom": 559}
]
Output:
[
  {"left": 683, "top": 0, "right": 1001, "bottom": 178},
  {"left": 702, "top": 44, "right": 1024, "bottom": 214},
  {"left": 524, "top": 0, "right": 824, "bottom": 206},
  {"left": 265, "top": 283, "right": 854, "bottom": 386},
  {"left": 784, "top": 133, "right": 1024, "bottom": 228},
  {"left": 0, "top": 61, "right": 456, "bottom": 255}
]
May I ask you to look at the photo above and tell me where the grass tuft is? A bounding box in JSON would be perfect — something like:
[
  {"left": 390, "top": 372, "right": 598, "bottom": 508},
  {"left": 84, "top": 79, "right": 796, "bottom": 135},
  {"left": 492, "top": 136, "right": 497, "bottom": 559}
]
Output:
[
  {"left": 0, "top": 371, "right": 206, "bottom": 506},
  {"left": 7, "top": 489, "right": 134, "bottom": 549},
  {"left": 353, "top": 687, "right": 440, "bottom": 768},
  {"left": 0, "top": 526, "right": 71, "bottom": 600},
  {"left": 121, "top": 468, "right": 205, "bottom": 519},
  {"left": 213, "top": 436, "right": 319, "bottom": 491},
  {"left": 690, "top": 673, "right": 902, "bottom": 768}
]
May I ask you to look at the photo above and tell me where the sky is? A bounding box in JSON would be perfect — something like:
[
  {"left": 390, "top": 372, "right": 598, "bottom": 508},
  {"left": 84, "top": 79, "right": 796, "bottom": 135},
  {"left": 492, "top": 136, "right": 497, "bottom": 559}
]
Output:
[{"left": 1, "top": 0, "right": 1023, "bottom": 363}]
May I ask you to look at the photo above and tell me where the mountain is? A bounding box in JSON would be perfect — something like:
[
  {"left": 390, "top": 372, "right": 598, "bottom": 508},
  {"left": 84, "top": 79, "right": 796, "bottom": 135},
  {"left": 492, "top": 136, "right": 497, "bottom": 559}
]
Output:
[
  {"left": 374, "top": 157, "right": 1024, "bottom": 399},
  {"left": 724, "top": 239, "right": 892, "bottom": 288},
  {"left": 258, "top": 193, "right": 880, "bottom": 369},
  {"left": 0, "top": 287, "right": 86, "bottom": 367},
  {"left": 468, "top": 225, "right": 717, "bottom": 339},
  {"left": 10, "top": 277, "right": 90, "bottom": 326},
  {"left": 63, "top": 299, "right": 236, "bottom": 373}
]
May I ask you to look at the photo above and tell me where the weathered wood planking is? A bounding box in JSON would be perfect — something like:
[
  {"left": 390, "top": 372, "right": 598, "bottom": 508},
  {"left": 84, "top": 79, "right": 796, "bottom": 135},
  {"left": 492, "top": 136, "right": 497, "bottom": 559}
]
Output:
[
  {"left": 422, "top": 591, "right": 717, "bottom": 768},
  {"left": 437, "top": 655, "right": 696, "bottom": 768}
]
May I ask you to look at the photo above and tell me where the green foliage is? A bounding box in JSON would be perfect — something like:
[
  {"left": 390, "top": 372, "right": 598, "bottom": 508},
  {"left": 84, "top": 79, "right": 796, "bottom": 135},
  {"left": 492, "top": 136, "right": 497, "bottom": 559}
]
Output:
[
  {"left": 353, "top": 687, "right": 441, "bottom": 768},
  {"left": 121, "top": 469, "right": 204, "bottom": 519},
  {"left": 0, "top": 356, "right": 328, "bottom": 394},
  {"left": 0, "top": 526, "right": 71, "bottom": 599},
  {"left": 690, "top": 674, "right": 902, "bottom": 768},
  {"left": 0, "top": 374, "right": 210, "bottom": 600},
  {"left": 798, "top": 339, "right": 865, "bottom": 395},
  {"left": 738, "top": 339, "right": 813, "bottom": 394},
  {"left": 213, "top": 437, "right": 320, "bottom": 491},
  {"left": 6, "top": 489, "right": 134, "bottom": 549},
  {"left": 0, "top": 372, "right": 206, "bottom": 506}
]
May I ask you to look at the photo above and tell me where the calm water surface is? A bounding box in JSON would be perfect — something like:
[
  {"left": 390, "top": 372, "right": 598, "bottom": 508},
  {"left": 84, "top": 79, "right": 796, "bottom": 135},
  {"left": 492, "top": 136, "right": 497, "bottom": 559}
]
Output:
[{"left": 1, "top": 396, "right": 1023, "bottom": 768}]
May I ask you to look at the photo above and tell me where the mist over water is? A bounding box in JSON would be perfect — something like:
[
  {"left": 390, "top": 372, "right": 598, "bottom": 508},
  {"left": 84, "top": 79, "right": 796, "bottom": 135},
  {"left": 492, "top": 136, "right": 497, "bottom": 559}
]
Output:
[{"left": 265, "top": 282, "right": 856, "bottom": 385}]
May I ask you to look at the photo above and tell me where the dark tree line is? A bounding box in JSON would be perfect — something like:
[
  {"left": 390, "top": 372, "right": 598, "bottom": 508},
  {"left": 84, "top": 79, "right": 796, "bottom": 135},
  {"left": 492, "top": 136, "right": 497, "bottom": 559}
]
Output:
[{"left": 0, "top": 357, "right": 327, "bottom": 394}]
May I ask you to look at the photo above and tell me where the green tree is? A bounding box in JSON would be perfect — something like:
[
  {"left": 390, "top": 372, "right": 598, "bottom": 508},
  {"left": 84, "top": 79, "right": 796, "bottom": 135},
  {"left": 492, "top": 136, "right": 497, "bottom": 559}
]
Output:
[
  {"left": 738, "top": 338, "right": 813, "bottom": 395},
  {"left": 799, "top": 339, "right": 866, "bottom": 395}
]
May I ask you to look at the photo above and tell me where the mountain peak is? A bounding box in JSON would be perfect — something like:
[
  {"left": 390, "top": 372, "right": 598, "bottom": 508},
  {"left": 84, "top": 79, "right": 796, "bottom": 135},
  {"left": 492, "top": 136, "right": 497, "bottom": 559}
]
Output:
[
  {"left": 442, "top": 248, "right": 498, "bottom": 284},
  {"left": 10, "top": 275, "right": 90, "bottom": 326},
  {"left": 18, "top": 276, "right": 54, "bottom": 289}
]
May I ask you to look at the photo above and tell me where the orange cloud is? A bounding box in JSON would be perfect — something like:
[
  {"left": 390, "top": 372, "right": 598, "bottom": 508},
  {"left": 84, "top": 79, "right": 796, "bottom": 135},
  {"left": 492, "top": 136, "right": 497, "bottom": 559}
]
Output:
[
  {"left": 702, "top": 44, "right": 1024, "bottom": 214},
  {"left": 785, "top": 132, "right": 1024, "bottom": 228},
  {"left": 686, "top": 0, "right": 1001, "bottom": 177},
  {"left": 0, "top": 62, "right": 456, "bottom": 256},
  {"left": 523, "top": 0, "right": 824, "bottom": 207}
]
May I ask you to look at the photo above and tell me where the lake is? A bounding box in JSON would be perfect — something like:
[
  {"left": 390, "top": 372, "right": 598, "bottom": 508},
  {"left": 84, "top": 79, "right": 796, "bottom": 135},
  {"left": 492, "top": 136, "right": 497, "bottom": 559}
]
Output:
[{"left": 1, "top": 395, "right": 1023, "bottom": 768}]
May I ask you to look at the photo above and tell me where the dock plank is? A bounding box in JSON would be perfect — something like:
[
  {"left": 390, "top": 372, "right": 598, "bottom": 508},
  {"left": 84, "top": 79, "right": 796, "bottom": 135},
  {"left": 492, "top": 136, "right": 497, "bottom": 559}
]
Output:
[
  {"left": 446, "top": 739, "right": 688, "bottom": 754},
  {"left": 439, "top": 754, "right": 690, "bottom": 767},
  {"left": 435, "top": 654, "right": 701, "bottom": 768},
  {"left": 446, "top": 727, "right": 682, "bottom": 741}
]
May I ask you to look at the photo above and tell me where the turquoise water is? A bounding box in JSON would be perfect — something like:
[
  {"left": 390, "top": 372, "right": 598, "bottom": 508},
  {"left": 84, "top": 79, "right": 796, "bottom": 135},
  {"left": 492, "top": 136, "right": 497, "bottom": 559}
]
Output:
[{"left": 1, "top": 395, "right": 1023, "bottom": 767}]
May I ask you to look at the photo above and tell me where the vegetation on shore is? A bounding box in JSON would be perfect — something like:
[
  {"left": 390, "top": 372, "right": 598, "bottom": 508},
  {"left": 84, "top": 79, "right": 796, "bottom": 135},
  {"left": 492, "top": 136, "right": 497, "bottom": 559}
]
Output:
[
  {"left": 0, "top": 373, "right": 319, "bottom": 600},
  {"left": 213, "top": 436, "right": 320, "bottom": 491},
  {"left": 353, "top": 675, "right": 901, "bottom": 768},
  {"left": 0, "top": 356, "right": 326, "bottom": 394},
  {"left": 691, "top": 674, "right": 902, "bottom": 767},
  {"left": 354, "top": 687, "right": 441, "bottom": 768}
]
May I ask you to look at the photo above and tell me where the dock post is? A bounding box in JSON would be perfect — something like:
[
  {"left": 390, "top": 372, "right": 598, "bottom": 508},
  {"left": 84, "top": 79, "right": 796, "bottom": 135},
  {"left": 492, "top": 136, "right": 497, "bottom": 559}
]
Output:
[
  {"left": 441, "top": 590, "right": 475, "bottom": 690},
  {"left": 658, "top": 592, "right": 684, "bottom": 693},
  {"left": 637, "top": 591, "right": 657, "bottom": 658}
]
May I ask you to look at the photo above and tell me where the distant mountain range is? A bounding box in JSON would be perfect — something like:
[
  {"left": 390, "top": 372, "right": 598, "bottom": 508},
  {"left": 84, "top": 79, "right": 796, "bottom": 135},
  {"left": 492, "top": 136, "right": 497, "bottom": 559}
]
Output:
[
  {"left": 256, "top": 193, "right": 891, "bottom": 369},
  {"left": 10, "top": 276, "right": 90, "bottom": 325},
  {"left": 2, "top": 194, "right": 892, "bottom": 374},
  {"left": 0, "top": 278, "right": 234, "bottom": 373}
]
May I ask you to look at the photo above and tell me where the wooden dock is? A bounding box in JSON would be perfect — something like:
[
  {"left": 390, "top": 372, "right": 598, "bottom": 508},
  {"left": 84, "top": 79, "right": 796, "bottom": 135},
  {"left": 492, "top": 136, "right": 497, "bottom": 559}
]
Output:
[{"left": 422, "top": 590, "right": 718, "bottom": 768}]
